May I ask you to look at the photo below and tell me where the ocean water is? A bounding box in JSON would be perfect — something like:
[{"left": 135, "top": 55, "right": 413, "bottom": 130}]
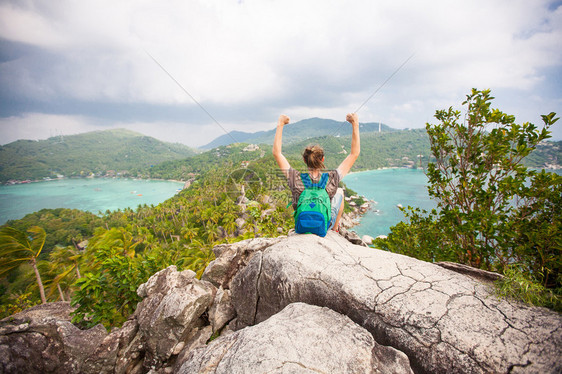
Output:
[
  {"left": 0, "top": 178, "right": 183, "bottom": 225},
  {"left": 343, "top": 168, "right": 435, "bottom": 238},
  {"left": 343, "top": 168, "right": 562, "bottom": 238}
]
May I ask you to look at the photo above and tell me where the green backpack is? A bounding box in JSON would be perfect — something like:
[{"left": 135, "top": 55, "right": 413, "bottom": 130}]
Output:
[{"left": 294, "top": 173, "right": 331, "bottom": 237}]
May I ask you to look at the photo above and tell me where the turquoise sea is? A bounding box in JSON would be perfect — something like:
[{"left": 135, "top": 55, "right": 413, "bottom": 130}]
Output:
[
  {"left": 343, "top": 168, "right": 434, "bottom": 238},
  {"left": 0, "top": 178, "right": 183, "bottom": 225},
  {"left": 343, "top": 168, "right": 562, "bottom": 238}
]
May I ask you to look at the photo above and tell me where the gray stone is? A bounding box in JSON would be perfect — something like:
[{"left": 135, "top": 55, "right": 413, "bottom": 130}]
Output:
[
  {"left": 231, "top": 232, "right": 562, "bottom": 374},
  {"left": 0, "top": 302, "right": 111, "bottom": 374},
  {"left": 339, "top": 228, "right": 368, "bottom": 246},
  {"left": 230, "top": 251, "right": 263, "bottom": 331},
  {"left": 201, "top": 237, "right": 284, "bottom": 289},
  {"left": 134, "top": 265, "right": 216, "bottom": 370},
  {"left": 362, "top": 234, "right": 375, "bottom": 245},
  {"left": 208, "top": 287, "right": 236, "bottom": 333},
  {"left": 177, "top": 302, "right": 413, "bottom": 374},
  {"left": 173, "top": 325, "right": 213, "bottom": 372},
  {"left": 435, "top": 261, "right": 504, "bottom": 283},
  {"left": 113, "top": 319, "right": 142, "bottom": 374},
  {"left": 235, "top": 217, "right": 245, "bottom": 228},
  {"left": 4, "top": 233, "right": 561, "bottom": 374}
]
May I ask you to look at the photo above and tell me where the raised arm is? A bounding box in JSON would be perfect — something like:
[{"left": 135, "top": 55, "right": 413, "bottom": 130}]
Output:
[
  {"left": 272, "top": 114, "right": 291, "bottom": 177},
  {"left": 337, "top": 113, "right": 360, "bottom": 178}
]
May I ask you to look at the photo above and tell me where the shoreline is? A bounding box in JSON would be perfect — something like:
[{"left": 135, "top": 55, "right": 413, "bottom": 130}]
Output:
[
  {"left": 346, "top": 166, "right": 424, "bottom": 177},
  {"left": 3, "top": 176, "right": 186, "bottom": 186}
]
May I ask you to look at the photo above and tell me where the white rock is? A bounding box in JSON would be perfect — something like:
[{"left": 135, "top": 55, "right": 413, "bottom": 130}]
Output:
[
  {"left": 178, "top": 303, "right": 413, "bottom": 374},
  {"left": 229, "top": 232, "right": 562, "bottom": 374},
  {"left": 362, "top": 235, "right": 375, "bottom": 245}
]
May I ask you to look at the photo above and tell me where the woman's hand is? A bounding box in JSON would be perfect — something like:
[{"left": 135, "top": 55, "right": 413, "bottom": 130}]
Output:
[
  {"left": 278, "top": 115, "right": 290, "bottom": 126},
  {"left": 273, "top": 115, "right": 291, "bottom": 175},
  {"left": 346, "top": 113, "right": 358, "bottom": 125},
  {"left": 338, "top": 113, "right": 360, "bottom": 178}
]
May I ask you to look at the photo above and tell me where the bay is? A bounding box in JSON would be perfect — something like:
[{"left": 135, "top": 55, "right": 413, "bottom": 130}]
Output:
[
  {"left": 343, "top": 168, "right": 435, "bottom": 238},
  {"left": 0, "top": 178, "right": 183, "bottom": 225},
  {"left": 343, "top": 168, "right": 562, "bottom": 238}
]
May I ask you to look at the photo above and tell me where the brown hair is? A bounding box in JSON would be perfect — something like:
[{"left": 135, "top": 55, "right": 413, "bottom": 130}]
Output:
[{"left": 302, "top": 145, "right": 325, "bottom": 170}]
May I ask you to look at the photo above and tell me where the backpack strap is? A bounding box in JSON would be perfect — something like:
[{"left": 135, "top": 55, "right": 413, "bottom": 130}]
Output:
[{"left": 301, "top": 173, "right": 329, "bottom": 189}]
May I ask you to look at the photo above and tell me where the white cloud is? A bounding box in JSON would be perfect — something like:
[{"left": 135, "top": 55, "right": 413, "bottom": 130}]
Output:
[
  {"left": 0, "top": 113, "right": 101, "bottom": 144},
  {"left": 0, "top": 0, "right": 561, "bottom": 143},
  {"left": 0, "top": 111, "right": 269, "bottom": 148},
  {"left": 116, "top": 120, "right": 223, "bottom": 147}
]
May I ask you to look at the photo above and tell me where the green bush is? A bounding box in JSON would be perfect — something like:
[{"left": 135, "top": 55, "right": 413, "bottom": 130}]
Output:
[
  {"left": 496, "top": 265, "right": 561, "bottom": 312},
  {"left": 377, "top": 89, "right": 561, "bottom": 310}
]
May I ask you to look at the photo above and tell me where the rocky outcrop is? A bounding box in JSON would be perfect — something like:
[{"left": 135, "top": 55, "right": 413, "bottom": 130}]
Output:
[
  {"left": 362, "top": 234, "right": 375, "bottom": 245},
  {"left": 1, "top": 233, "right": 561, "bottom": 373},
  {"left": 201, "top": 236, "right": 284, "bottom": 289},
  {"left": 178, "top": 302, "right": 413, "bottom": 374},
  {"left": 231, "top": 232, "right": 562, "bottom": 374},
  {"left": 339, "top": 227, "right": 368, "bottom": 247},
  {"left": 0, "top": 302, "right": 113, "bottom": 374},
  {"left": 134, "top": 266, "right": 216, "bottom": 370}
]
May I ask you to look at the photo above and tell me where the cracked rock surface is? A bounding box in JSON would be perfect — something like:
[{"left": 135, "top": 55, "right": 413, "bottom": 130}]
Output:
[
  {"left": 178, "top": 302, "right": 413, "bottom": 374},
  {"left": 231, "top": 232, "right": 562, "bottom": 374}
]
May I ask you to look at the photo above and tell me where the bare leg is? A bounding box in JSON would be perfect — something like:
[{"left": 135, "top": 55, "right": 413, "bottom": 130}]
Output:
[{"left": 332, "top": 188, "right": 345, "bottom": 231}]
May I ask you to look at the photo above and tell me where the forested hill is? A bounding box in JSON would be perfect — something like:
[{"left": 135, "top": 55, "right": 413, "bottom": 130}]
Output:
[
  {"left": 144, "top": 130, "right": 430, "bottom": 181},
  {"left": 201, "top": 117, "right": 395, "bottom": 149},
  {"left": 0, "top": 129, "right": 197, "bottom": 182},
  {"left": 146, "top": 130, "right": 561, "bottom": 181}
]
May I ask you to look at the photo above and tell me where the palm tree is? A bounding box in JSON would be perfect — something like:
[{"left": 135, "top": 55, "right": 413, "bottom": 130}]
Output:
[
  {"left": 0, "top": 226, "right": 47, "bottom": 304},
  {"left": 97, "top": 227, "right": 140, "bottom": 259},
  {"left": 183, "top": 242, "right": 215, "bottom": 278},
  {"left": 181, "top": 225, "right": 199, "bottom": 244},
  {"left": 46, "top": 245, "right": 83, "bottom": 301}
]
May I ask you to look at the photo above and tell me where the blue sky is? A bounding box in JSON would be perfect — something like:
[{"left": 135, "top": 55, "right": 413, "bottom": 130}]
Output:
[{"left": 1, "top": 0, "right": 561, "bottom": 147}]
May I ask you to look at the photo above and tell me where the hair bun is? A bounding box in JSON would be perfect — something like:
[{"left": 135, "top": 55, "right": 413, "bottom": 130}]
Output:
[{"left": 302, "top": 144, "right": 325, "bottom": 170}]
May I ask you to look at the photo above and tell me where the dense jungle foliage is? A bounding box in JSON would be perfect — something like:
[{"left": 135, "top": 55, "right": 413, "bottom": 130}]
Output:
[{"left": 145, "top": 130, "right": 560, "bottom": 180}]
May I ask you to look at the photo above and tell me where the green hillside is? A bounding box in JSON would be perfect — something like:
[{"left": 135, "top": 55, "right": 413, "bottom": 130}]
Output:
[
  {"left": 143, "top": 143, "right": 267, "bottom": 180},
  {"left": 525, "top": 140, "right": 561, "bottom": 168},
  {"left": 146, "top": 128, "right": 560, "bottom": 181},
  {"left": 283, "top": 128, "right": 431, "bottom": 170},
  {"left": 0, "top": 129, "right": 197, "bottom": 182},
  {"left": 201, "top": 117, "right": 395, "bottom": 149},
  {"left": 2, "top": 123, "right": 557, "bottom": 184}
]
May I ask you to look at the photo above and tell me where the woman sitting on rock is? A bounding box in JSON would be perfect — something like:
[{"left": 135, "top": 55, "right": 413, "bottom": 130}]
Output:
[{"left": 273, "top": 113, "right": 360, "bottom": 235}]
